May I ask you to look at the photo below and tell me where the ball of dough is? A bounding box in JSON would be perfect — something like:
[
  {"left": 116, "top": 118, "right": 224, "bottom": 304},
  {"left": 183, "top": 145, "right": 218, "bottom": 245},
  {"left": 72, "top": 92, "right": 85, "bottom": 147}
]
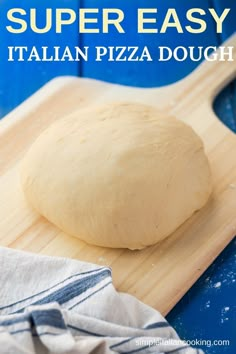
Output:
[{"left": 21, "top": 102, "right": 212, "bottom": 249}]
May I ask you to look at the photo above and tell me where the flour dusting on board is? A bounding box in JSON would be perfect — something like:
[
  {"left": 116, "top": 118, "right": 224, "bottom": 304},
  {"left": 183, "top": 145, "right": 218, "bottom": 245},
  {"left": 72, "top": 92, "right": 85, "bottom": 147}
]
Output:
[{"left": 98, "top": 256, "right": 107, "bottom": 264}]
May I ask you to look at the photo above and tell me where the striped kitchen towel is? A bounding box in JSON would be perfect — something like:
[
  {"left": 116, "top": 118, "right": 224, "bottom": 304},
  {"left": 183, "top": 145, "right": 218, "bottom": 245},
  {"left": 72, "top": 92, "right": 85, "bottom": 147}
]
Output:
[{"left": 0, "top": 247, "right": 203, "bottom": 354}]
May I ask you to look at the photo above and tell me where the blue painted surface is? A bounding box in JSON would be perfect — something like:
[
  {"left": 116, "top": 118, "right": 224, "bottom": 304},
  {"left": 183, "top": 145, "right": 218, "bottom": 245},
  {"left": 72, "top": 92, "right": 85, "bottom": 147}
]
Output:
[
  {"left": 166, "top": 71, "right": 236, "bottom": 354},
  {"left": 0, "top": 0, "right": 80, "bottom": 117},
  {"left": 167, "top": 238, "right": 236, "bottom": 354},
  {"left": 0, "top": 1, "right": 235, "bottom": 353},
  {"left": 212, "top": 0, "right": 236, "bottom": 40},
  {"left": 167, "top": 76, "right": 236, "bottom": 354},
  {"left": 214, "top": 81, "right": 236, "bottom": 132},
  {"left": 82, "top": 0, "right": 219, "bottom": 86}
]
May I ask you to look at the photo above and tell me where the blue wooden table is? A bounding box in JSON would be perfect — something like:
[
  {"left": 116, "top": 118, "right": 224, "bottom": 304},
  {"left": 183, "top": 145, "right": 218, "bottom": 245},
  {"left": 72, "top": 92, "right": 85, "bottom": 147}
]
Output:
[{"left": 0, "top": 1, "right": 235, "bottom": 353}]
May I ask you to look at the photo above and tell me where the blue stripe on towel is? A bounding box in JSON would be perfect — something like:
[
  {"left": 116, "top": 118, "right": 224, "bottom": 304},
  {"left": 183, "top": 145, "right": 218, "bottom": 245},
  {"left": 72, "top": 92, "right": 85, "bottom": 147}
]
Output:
[
  {"left": 166, "top": 346, "right": 190, "bottom": 353},
  {"left": 68, "top": 324, "right": 104, "bottom": 337},
  {"left": 5, "top": 329, "right": 65, "bottom": 337},
  {"left": 144, "top": 321, "right": 170, "bottom": 329},
  {"left": 1, "top": 328, "right": 60, "bottom": 337},
  {"left": 0, "top": 309, "right": 67, "bottom": 331},
  {"left": 15, "top": 269, "right": 111, "bottom": 313},
  {"left": 68, "top": 280, "right": 112, "bottom": 309},
  {"left": 123, "top": 344, "right": 151, "bottom": 353},
  {"left": 31, "top": 309, "right": 66, "bottom": 329},
  {"left": 110, "top": 337, "right": 135, "bottom": 349},
  {"left": 5, "top": 328, "right": 32, "bottom": 336},
  {"left": 110, "top": 320, "right": 172, "bottom": 349},
  {"left": 0, "top": 267, "right": 105, "bottom": 312},
  {"left": 0, "top": 281, "right": 112, "bottom": 331},
  {"left": 0, "top": 315, "right": 29, "bottom": 327},
  {"left": 36, "top": 331, "right": 65, "bottom": 337}
]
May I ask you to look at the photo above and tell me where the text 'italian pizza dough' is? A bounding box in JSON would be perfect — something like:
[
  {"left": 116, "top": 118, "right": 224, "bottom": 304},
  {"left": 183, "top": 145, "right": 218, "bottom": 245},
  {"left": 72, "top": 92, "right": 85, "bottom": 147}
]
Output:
[{"left": 21, "top": 102, "right": 212, "bottom": 249}]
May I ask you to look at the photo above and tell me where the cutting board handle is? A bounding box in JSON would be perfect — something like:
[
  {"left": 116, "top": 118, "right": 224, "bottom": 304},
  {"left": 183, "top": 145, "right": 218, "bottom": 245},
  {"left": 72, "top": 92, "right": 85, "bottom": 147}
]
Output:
[{"left": 177, "top": 34, "right": 236, "bottom": 105}]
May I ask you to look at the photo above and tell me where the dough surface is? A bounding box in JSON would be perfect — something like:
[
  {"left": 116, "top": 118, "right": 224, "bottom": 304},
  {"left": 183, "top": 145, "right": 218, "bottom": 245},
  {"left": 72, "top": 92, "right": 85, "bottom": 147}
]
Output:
[{"left": 21, "top": 102, "right": 212, "bottom": 249}]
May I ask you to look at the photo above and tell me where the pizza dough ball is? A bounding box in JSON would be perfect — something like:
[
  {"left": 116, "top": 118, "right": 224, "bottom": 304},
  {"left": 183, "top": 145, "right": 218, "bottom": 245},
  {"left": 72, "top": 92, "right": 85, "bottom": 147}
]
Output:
[{"left": 21, "top": 102, "right": 212, "bottom": 249}]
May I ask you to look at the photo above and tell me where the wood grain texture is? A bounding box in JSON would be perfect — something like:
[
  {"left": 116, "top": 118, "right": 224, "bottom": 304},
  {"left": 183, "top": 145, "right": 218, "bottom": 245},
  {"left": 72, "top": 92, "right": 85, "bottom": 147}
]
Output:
[{"left": 0, "top": 35, "right": 235, "bottom": 316}]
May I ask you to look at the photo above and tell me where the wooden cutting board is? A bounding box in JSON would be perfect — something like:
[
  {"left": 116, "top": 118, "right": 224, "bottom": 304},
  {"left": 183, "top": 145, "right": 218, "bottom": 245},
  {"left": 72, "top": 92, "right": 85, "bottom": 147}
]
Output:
[{"left": 0, "top": 35, "right": 236, "bottom": 316}]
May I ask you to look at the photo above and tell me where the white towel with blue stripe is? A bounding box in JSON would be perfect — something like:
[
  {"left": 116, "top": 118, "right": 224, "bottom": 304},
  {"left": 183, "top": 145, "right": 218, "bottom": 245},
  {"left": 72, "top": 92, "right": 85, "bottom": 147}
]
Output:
[{"left": 0, "top": 247, "right": 203, "bottom": 354}]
